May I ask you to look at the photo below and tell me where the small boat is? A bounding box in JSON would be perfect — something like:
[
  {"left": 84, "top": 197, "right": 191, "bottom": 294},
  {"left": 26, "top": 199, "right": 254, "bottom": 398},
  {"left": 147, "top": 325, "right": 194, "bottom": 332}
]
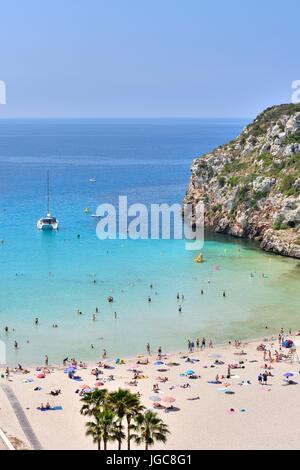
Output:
[
  {"left": 89, "top": 177, "right": 96, "bottom": 183},
  {"left": 194, "top": 253, "right": 204, "bottom": 263},
  {"left": 91, "top": 214, "right": 100, "bottom": 218},
  {"left": 37, "top": 172, "right": 59, "bottom": 231}
]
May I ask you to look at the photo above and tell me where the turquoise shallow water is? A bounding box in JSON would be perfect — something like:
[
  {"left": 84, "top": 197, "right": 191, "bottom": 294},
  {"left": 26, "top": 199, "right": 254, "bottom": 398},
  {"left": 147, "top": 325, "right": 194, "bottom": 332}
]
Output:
[{"left": 0, "top": 118, "right": 299, "bottom": 364}]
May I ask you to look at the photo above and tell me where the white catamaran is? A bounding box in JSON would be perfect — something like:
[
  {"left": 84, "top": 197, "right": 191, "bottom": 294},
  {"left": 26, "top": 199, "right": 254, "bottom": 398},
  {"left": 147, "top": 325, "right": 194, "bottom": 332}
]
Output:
[{"left": 37, "top": 171, "right": 59, "bottom": 230}]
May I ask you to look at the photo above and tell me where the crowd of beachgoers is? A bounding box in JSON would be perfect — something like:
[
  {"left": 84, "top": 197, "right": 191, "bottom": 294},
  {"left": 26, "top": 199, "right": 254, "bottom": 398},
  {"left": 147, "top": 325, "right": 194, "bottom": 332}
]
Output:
[{"left": 1, "top": 327, "right": 300, "bottom": 450}]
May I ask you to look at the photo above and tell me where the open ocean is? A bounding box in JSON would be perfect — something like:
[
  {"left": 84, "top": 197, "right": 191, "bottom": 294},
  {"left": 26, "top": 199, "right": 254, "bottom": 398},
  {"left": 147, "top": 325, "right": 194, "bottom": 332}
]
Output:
[{"left": 0, "top": 118, "right": 299, "bottom": 364}]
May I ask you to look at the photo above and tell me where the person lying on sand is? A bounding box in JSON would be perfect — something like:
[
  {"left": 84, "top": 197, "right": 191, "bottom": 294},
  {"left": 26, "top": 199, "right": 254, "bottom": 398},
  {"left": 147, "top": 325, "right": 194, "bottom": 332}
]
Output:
[
  {"left": 262, "top": 363, "right": 273, "bottom": 370},
  {"left": 234, "top": 350, "right": 247, "bottom": 356},
  {"left": 50, "top": 389, "right": 61, "bottom": 396},
  {"left": 137, "top": 358, "right": 149, "bottom": 365},
  {"left": 38, "top": 402, "right": 51, "bottom": 411},
  {"left": 156, "top": 376, "right": 168, "bottom": 383},
  {"left": 125, "top": 380, "right": 138, "bottom": 386},
  {"left": 153, "top": 402, "right": 165, "bottom": 409},
  {"left": 180, "top": 383, "right": 191, "bottom": 389}
]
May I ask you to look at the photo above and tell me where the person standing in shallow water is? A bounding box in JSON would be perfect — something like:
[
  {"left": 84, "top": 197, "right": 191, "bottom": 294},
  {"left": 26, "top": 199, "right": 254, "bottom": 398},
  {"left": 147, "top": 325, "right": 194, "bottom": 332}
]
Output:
[{"left": 146, "top": 343, "right": 151, "bottom": 355}]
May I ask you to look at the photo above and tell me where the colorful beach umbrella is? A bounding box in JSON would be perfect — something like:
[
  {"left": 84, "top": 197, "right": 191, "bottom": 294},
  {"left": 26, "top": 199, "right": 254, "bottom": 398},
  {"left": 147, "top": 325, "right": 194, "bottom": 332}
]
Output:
[
  {"left": 186, "top": 370, "right": 195, "bottom": 375},
  {"left": 282, "top": 340, "right": 294, "bottom": 348},
  {"left": 283, "top": 372, "right": 294, "bottom": 378},
  {"left": 162, "top": 396, "right": 176, "bottom": 403},
  {"left": 149, "top": 396, "right": 161, "bottom": 402},
  {"left": 154, "top": 361, "right": 164, "bottom": 366}
]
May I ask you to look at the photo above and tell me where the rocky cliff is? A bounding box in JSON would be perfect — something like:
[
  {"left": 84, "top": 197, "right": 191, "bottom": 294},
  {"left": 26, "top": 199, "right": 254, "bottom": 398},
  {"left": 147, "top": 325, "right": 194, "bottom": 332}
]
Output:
[{"left": 184, "top": 103, "right": 300, "bottom": 258}]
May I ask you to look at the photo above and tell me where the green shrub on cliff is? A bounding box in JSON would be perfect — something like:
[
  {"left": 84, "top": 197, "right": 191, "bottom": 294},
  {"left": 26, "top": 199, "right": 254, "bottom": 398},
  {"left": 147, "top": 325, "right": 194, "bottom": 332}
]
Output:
[
  {"left": 282, "top": 132, "right": 300, "bottom": 145},
  {"left": 279, "top": 174, "right": 297, "bottom": 196}
]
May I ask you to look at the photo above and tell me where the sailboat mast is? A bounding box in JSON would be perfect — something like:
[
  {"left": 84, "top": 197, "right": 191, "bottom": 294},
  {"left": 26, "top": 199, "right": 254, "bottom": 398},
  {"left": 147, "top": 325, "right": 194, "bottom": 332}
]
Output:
[{"left": 47, "top": 171, "right": 50, "bottom": 214}]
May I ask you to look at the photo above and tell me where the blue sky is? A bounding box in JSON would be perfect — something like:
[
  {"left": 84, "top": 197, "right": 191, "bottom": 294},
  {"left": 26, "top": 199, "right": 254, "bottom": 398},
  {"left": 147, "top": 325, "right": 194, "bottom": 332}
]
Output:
[{"left": 0, "top": 0, "right": 299, "bottom": 118}]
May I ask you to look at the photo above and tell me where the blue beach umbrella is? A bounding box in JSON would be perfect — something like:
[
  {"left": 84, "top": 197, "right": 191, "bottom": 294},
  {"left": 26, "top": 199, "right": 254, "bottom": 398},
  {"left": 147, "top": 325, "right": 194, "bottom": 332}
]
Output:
[
  {"left": 154, "top": 361, "right": 164, "bottom": 366},
  {"left": 149, "top": 396, "right": 161, "bottom": 402},
  {"left": 282, "top": 340, "right": 294, "bottom": 349},
  {"left": 186, "top": 370, "right": 195, "bottom": 375}
]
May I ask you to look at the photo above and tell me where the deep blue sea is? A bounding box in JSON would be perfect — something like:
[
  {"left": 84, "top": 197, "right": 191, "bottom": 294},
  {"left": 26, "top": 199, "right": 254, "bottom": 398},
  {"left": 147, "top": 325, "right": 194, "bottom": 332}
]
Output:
[{"left": 0, "top": 118, "right": 299, "bottom": 364}]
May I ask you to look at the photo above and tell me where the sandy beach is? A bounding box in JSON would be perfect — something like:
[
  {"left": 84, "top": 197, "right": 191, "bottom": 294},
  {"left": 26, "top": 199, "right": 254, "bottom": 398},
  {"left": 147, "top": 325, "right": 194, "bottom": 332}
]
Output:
[{"left": 1, "top": 333, "right": 300, "bottom": 450}]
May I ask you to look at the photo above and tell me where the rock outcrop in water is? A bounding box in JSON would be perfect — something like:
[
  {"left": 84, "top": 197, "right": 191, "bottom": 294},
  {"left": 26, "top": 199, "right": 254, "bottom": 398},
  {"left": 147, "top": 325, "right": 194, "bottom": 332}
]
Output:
[{"left": 184, "top": 103, "right": 300, "bottom": 258}]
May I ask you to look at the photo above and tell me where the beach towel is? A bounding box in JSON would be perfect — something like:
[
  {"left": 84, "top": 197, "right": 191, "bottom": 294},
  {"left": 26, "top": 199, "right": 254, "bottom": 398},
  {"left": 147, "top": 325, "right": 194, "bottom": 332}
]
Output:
[{"left": 39, "top": 406, "right": 63, "bottom": 411}]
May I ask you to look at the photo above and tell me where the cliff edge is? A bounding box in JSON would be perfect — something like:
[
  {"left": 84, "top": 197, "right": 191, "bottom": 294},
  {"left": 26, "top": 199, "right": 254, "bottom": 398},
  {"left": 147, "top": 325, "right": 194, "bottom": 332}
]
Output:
[{"left": 184, "top": 103, "right": 300, "bottom": 258}]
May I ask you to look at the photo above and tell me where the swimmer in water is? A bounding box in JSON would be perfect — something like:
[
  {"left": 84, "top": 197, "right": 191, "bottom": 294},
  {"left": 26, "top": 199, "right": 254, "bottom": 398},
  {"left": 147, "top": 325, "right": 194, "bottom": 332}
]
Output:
[
  {"left": 114, "top": 312, "right": 117, "bottom": 319},
  {"left": 35, "top": 317, "right": 39, "bottom": 325},
  {"left": 223, "top": 291, "right": 226, "bottom": 298},
  {"left": 92, "top": 314, "right": 96, "bottom": 321},
  {"left": 148, "top": 296, "right": 151, "bottom": 303},
  {"left": 179, "top": 305, "right": 182, "bottom": 313}
]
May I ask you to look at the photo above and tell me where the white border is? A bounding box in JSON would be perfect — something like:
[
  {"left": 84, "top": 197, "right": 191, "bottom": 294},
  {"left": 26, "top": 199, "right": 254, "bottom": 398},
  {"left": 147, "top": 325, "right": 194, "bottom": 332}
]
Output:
[{"left": 0, "top": 427, "right": 15, "bottom": 450}]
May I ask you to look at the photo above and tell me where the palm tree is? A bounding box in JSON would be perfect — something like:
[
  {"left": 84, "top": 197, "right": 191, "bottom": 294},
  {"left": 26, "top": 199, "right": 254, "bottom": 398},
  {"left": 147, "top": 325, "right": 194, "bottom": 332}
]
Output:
[
  {"left": 85, "top": 410, "right": 119, "bottom": 450},
  {"left": 98, "top": 409, "right": 119, "bottom": 450},
  {"left": 124, "top": 393, "right": 145, "bottom": 450},
  {"left": 80, "top": 389, "right": 108, "bottom": 416},
  {"left": 85, "top": 416, "right": 104, "bottom": 450},
  {"left": 133, "top": 411, "right": 170, "bottom": 450},
  {"left": 109, "top": 388, "right": 145, "bottom": 450}
]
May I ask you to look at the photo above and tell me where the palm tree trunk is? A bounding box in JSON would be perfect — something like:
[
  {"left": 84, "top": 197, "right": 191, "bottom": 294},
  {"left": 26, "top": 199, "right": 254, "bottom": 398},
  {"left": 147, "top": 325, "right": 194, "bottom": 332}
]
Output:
[
  {"left": 127, "top": 416, "right": 131, "bottom": 450},
  {"left": 145, "top": 442, "right": 148, "bottom": 451},
  {"left": 104, "top": 439, "right": 107, "bottom": 450},
  {"left": 98, "top": 439, "right": 101, "bottom": 451},
  {"left": 118, "top": 422, "right": 122, "bottom": 450}
]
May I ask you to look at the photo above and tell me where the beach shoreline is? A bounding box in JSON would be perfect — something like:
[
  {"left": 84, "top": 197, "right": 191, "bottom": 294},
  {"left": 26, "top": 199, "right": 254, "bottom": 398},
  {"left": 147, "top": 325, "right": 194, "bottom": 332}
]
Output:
[{"left": 1, "top": 331, "right": 300, "bottom": 450}]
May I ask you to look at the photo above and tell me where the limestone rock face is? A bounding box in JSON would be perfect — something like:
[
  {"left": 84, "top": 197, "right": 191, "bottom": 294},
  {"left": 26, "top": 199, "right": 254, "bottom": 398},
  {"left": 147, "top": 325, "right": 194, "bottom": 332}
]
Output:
[{"left": 183, "top": 104, "right": 300, "bottom": 258}]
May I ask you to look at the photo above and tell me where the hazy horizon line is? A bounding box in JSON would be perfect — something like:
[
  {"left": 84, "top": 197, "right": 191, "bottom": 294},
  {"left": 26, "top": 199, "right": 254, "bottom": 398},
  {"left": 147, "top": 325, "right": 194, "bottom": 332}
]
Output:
[{"left": 0, "top": 115, "right": 252, "bottom": 120}]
